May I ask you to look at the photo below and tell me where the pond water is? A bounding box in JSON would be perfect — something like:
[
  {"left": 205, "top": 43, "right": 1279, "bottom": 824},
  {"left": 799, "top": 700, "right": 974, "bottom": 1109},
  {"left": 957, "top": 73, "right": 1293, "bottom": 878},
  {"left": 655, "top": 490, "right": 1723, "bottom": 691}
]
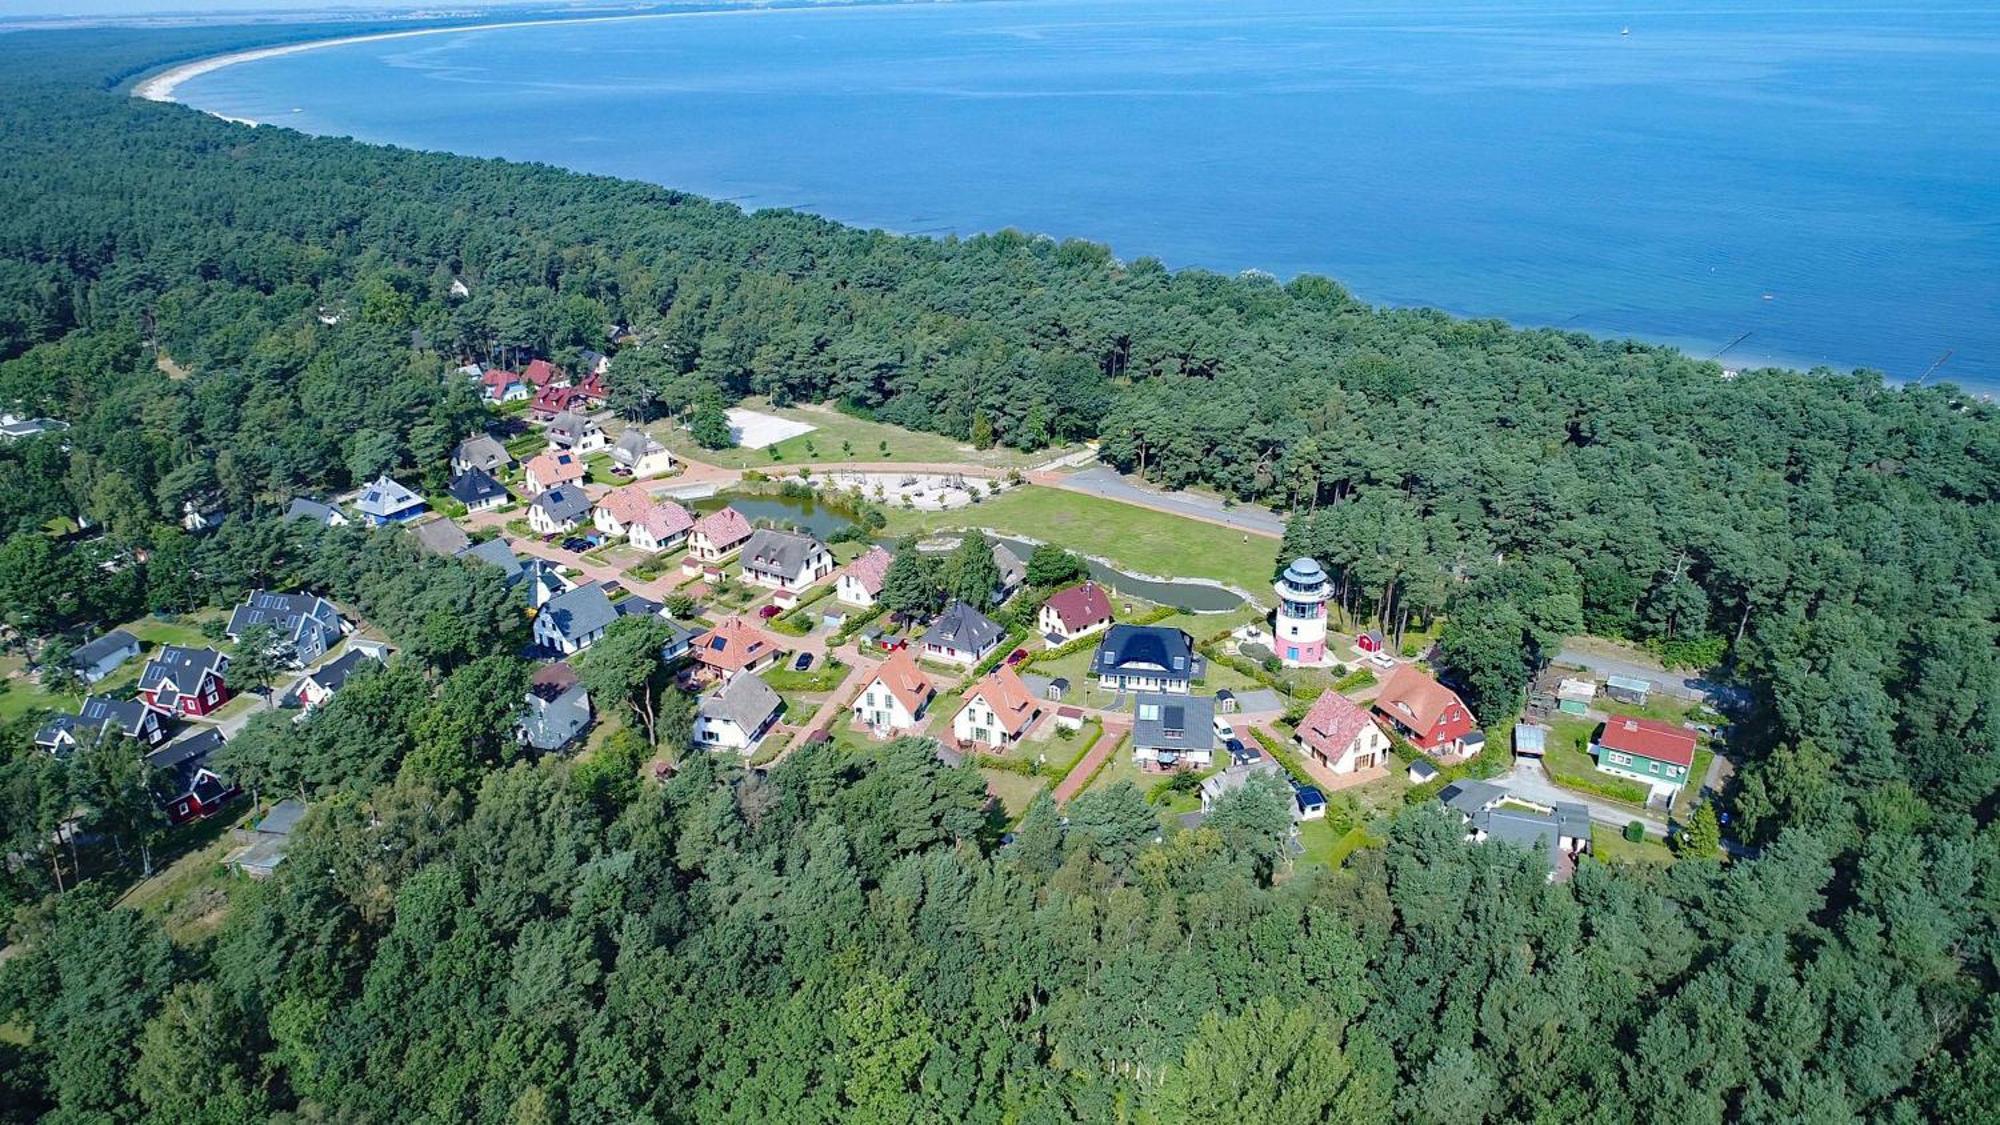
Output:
[
  {"left": 695, "top": 492, "right": 856, "bottom": 540},
  {"left": 986, "top": 537, "right": 1246, "bottom": 614}
]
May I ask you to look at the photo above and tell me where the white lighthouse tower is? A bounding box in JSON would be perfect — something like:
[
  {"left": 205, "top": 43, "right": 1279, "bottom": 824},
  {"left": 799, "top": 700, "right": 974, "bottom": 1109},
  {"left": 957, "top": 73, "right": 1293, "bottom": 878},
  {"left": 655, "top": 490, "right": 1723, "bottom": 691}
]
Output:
[{"left": 1274, "top": 557, "right": 1331, "bottom": 667}]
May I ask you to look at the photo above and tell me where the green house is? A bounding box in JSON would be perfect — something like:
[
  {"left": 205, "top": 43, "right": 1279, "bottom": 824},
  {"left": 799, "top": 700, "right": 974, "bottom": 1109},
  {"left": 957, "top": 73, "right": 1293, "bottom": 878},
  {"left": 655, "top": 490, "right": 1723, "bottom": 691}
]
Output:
[{"left": 1591, "top": 716, "right": 1696, "bottom": 800}]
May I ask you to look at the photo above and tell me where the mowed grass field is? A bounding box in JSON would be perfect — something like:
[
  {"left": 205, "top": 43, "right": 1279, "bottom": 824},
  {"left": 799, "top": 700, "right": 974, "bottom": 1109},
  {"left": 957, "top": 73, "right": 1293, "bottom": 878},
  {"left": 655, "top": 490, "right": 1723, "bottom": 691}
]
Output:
[
  {"left": 882, "top": 485, "right": 1276, "bottom": 598},
  {"left": 653, "top": 398, "right": 1059, "bottom": 471}
]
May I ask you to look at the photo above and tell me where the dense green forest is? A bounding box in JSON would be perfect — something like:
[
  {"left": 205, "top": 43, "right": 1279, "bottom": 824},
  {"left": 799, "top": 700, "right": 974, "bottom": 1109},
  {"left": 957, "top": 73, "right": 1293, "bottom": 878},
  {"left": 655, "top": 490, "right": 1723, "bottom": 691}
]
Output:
[{"left": 0, "top": 24, "right": 1995, "bottom": 1124}]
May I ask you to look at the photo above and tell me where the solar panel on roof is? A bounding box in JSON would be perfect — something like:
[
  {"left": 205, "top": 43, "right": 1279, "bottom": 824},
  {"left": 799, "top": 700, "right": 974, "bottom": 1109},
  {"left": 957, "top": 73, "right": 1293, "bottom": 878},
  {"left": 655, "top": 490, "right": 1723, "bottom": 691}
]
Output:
[{"left": 1164, "top": 705, "right": 1185, "bottom": 728}]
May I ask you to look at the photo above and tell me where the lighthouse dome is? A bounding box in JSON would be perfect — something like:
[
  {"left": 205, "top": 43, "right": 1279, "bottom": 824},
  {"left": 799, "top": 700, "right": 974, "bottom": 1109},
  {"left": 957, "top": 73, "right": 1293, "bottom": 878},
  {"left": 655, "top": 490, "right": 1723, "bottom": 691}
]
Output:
[{"left": 1281, "top": 557, "right": 1328, "bottom": 588}]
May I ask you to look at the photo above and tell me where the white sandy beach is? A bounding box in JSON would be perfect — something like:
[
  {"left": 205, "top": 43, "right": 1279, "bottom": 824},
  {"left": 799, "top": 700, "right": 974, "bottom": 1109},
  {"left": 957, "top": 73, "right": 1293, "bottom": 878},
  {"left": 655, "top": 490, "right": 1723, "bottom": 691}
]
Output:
[{"left": 131, "top": 6, "right": 788, "bottom": 107}]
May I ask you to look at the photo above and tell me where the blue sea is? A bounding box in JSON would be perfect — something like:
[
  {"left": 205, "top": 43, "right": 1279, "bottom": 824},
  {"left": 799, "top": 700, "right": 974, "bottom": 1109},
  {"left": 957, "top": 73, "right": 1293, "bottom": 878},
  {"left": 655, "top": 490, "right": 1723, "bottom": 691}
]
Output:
[{"left": 174, "top": 0, "right": 2000, "bottom": 390}]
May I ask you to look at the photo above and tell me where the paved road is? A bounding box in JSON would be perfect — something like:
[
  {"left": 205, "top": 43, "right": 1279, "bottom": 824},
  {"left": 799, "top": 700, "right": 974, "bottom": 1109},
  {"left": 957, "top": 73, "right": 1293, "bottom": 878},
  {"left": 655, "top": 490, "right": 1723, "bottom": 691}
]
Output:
[
  {"left": 1496, "top": 758, "right": 1670, "bottom": 836},
  {"left": 1043, "top": 466, "right": 1288, "bottom": 539}
]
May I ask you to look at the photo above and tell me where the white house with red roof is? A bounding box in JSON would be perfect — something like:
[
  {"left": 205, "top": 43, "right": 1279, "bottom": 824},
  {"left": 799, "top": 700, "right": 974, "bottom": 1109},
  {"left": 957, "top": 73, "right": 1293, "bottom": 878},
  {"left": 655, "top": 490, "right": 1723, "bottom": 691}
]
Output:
[
  {"left": 594, "top": 485, "right": 660, "bottom": 539},
  {"left": 1037, "top": 581, "right": 1113, "bottom": 643},
  {"left": 952, "top": 666, "right": 1043, "bottom": 750},
  {"left": 852, "top": 651, "right": 935, "bottom": 733},
  {"left": 481, "top": 368, "right": 527, "bottom": 403},
  {"left": 693, "top": 616, "right": 783, "bottom": 684},
  {"left": 520, "top": 358, "right": 569, "bottom": 390},
  {"left": 522, "top": 451, "right": 586, "bottom": 495},
  {"left": 1592, "top": 716, "right": 1697, "bottom": 802},
  {"left": 687, "top": 507, "right": 753, "bottom": 561},
  {"left": 837, "top": 545, "right": 894, "bottom": 608},
  {"left": 628, "top": 499, "right": 695, "bottom": 553},
  {"left": 1295, "top": 689, "right": 1390, "bottom": 775}
]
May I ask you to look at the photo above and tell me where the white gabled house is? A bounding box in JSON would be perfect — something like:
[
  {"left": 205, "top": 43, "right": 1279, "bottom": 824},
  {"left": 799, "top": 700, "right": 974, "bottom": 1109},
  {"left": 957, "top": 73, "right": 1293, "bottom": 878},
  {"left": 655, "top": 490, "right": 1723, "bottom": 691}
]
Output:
[{"left": 851, "top": 651, "right": 935, "bottom": 734}]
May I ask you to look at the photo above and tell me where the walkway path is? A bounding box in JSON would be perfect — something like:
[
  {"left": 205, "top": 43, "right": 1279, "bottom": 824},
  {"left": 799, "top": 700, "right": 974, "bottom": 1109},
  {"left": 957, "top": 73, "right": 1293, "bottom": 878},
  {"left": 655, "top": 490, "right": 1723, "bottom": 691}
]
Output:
[
  {"left": 1050, "top": 715, "right": 1129, "bottom": 804},
  {"left": 1496, "top": 758, "right": 1669, "bottom": 836},
  {"left": 1034, "top": 465, "right": 1286, "bottom": 539}
]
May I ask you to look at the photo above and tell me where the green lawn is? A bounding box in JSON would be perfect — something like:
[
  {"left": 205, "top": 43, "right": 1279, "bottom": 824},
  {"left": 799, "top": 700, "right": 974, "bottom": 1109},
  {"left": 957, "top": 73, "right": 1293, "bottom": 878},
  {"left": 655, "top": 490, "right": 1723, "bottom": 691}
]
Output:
[
  {"left": 981, "top": 768, "right": 1048, "bottom": 821},
  {"left": 654, "top": 397, "right": 1059, "bottom": 471},
  {"left": 0, "top": 612, "right": 227, "bottom": 723},
  {"left": 119, "top": 806, "right": 255, "bottom": 943},
  {"left": 1295, "top": 819, "right": 1377, "bottom": 872},
  {"left": 1590, "top": 827, "right": 1676, "bottom": 867},
  {"left": 880, "top": 484, "right": 1277, "bottom": 598}
]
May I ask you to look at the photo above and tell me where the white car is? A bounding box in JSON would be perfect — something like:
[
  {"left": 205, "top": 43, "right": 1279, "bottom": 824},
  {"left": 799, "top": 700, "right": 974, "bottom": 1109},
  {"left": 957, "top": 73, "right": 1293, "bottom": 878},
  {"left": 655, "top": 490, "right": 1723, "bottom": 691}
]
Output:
[
  {"left": 1213, "top": 716, "right": 1236, "bottom": 741},
  {"left": 1369, "top": 651, "right": 1395, "bottom": 670}
]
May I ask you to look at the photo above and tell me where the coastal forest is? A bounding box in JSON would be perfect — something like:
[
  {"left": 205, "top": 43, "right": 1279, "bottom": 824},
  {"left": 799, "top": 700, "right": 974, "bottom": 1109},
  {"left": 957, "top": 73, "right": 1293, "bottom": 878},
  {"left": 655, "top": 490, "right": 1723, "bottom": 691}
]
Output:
[{"left": 0, "top": 24, "right": 1996, "bottom": 1125}]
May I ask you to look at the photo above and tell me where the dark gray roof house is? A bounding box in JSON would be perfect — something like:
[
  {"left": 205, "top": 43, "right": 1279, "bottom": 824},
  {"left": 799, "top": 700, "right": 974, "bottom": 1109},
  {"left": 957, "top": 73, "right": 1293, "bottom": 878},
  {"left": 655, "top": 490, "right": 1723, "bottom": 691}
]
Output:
[
  {"left": 1093, "top": 625, "right": 1204, "bottom": 687},
  {"left": 1133, "top": 692, "right": 1217, "bottom": 756},
  {"left": 448, "top": 467, "right": 509, "bottom": 509},
  {"left": 920, "top": 601, "right": 1004, "bottom": 660},
  {"left": 282, "top": 497, "right": 348, "bottom": 527},
  {"left": 457, "top": 536, "right": 522, "bottom": 578},
  {"left": 532, "top": 484, "right": 592, "bottom": 526},
  {"left": 740, "top": 528, "right": 831, "bottom": 587},
  {"left": 535, "top": 583, "right": 618, "bottom": 651},
  {"left": 410, "top": 518, "right": 471, "bottom": 557},
  {"left": 228, "top": 591, "right": 347, "bottom": 665},
  {"left": 1438, "top": 780, "right": 1591, "bottom": 877},
  {"left": 521, "top": 681, "right": 593, "bottom": 751},
  {"left": 280, "top": 647, "right": 377, "bottom": 709},
  {"left": 136, "top": 645, "right": 228, "bottom": 711},
  {"left": 69, "top": 629, "right": 140, "bottom": 683},
  {"left": 697, "top": 673, "right": 783, "bottom": 740},
  {"left": 452, "top": 433, "right": 511, "bottom": 475},
  {"left": 35, "top": 695, "right": 166, "bottom": 754}
]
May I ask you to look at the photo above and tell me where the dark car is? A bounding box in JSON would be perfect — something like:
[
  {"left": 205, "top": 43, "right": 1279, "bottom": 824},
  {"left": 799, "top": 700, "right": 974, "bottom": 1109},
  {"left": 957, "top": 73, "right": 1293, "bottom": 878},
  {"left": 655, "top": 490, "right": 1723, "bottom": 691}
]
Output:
[
  {"left": 793, "top": 652, "right": 814, "bottom": 672},
  {"left": 561, "top": 537, "right": 589, "bottom": 552},
  {"left": 1005, "top": 647, "right": 1029, "bottom": 666}
]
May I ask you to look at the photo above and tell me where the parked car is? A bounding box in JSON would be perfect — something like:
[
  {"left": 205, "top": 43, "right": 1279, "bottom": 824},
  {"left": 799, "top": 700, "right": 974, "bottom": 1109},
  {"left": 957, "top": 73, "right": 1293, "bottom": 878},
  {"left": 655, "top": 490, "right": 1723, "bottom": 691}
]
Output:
[
  {"left": 793, "top": 652, "right": 814, "bottom": 671},
  {"left": 1369, "top": 651, "right": 1395, "bottom": 670},
  {"left": 1213, "top": 716, "right": 1236, "bottom": 741},
  {"left": 1004, "top": 647, "right": 1029, "bottom": 666},
  {"left": 562, "top": 537, "right": 590, "bottom": 552},
  {"left": 542, "top": 532, "right": 561, "bottom": 544}
]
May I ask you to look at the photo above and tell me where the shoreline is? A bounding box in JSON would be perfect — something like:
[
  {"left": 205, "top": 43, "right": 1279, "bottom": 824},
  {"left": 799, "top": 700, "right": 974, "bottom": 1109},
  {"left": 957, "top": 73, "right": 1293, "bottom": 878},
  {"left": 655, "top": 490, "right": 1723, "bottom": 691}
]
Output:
[
  {"left": 131, "top": 6, "right": 809, "bottom": 106},
  {"left": 129, "top": 11, "right": 1987, "bottom": 392}
]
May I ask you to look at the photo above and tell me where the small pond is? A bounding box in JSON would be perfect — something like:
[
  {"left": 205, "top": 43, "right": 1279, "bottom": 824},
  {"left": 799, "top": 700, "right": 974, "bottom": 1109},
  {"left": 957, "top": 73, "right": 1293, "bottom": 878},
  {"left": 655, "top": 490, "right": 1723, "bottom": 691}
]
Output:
[
  {"left": 986, "top": 536, "right": 1246, "bottom": 613},
  {"left": 695, "top": 491, "right": 856, "bottom": 540}
]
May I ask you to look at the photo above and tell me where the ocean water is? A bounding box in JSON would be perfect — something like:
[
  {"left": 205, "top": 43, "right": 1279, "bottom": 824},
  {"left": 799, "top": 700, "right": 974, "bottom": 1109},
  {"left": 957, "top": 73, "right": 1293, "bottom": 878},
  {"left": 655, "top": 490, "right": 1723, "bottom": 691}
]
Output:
[{"left": 174, "top": 0, "right": 2000, "bottom": 390}]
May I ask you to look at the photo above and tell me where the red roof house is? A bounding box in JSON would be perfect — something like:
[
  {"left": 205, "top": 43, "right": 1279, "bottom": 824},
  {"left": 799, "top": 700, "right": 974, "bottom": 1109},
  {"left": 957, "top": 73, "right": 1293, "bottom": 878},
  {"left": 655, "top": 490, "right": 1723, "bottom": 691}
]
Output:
[
  {"left": 1037, "top": 581, "right": 1113, "bottom": 641},
  {"left": 521, "top": 358, "right": 569, "bottom": 390},
  {"left": 1371, "top": 665, "right": 1478, "bottom": 756},
  {"left": 1295, "top": 689, "right": 1390, "bottom": 774}
]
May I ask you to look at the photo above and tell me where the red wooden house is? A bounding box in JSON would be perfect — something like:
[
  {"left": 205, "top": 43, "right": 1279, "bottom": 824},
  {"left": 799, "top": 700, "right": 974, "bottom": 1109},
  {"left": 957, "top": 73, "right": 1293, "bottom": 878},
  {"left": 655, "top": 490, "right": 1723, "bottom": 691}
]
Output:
[
  {"left": 1371, "top": 664, "right": 1478, "bottom": 756},
  {"left": 136, "top": 645, "right": 231, "bottom": 718},
  {"left": 574, "top": 370, "right": 611, "bottom": 404},
  {"left": 520, "top": 358, "right": 570, "bottom": 390},
  {"left": 532, "top": 384, "right": 582, "bottom": 421},
  {"left": 145, "top": 729, "right": 241, "bottom": 825}
]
